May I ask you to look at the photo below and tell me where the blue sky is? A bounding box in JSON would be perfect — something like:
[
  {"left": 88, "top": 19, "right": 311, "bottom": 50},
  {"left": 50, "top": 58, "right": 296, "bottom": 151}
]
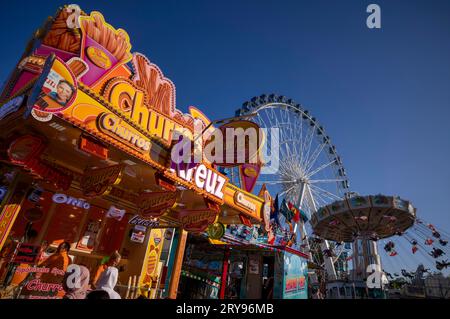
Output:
[{"left": 1, "top": 1, "right": 449, "bottom": 273}]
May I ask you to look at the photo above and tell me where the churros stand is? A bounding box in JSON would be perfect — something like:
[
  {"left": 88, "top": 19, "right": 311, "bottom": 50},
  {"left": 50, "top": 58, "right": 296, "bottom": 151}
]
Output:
[{"left": 0, "top": 5, "right": 268, "bottom": 299}]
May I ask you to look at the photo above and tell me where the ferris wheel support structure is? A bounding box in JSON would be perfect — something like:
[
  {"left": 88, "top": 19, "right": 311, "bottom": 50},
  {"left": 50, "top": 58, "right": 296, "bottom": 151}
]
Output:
[
  {"left": 234, "top": 94, "right": 350, "bottom": 282},
  {"left": 305, "top": 184, "right": 338, "bottom": 281}
]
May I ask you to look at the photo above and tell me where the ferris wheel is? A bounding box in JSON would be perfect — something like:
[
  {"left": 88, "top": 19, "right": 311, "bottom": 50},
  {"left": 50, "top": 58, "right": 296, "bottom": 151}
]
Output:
[{"left": 233, "top": 94, "right": 351, "bottom": 278}]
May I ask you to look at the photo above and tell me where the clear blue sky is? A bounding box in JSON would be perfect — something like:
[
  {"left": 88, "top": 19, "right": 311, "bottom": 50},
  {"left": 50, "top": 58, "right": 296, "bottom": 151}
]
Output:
[{"left": 1, "top": 1, "right": 449, "bottom": 273}]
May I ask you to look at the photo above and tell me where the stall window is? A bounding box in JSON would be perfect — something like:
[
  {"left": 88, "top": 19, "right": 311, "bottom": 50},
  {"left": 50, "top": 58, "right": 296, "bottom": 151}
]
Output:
[
  {"left": 44, "top": 201, "right": 86, "bottom": 246},
  {"left": 96, "top": 213, "right": 129, "bottom": 255},
  {"left": 76, "top": 205, "right": 105, "bottom": 252},
  {"left": 9, "top": 188, "right": 53, "bottom": 242}
]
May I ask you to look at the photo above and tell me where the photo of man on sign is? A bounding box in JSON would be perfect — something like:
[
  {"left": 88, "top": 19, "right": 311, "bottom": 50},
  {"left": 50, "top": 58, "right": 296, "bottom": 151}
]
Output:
[
  {"left": 31, "top": 56, "right": 77, "bottom": 114},
  {"left": 35, "top": 75, "right": 74, "bottom": 112},
  {"left": 48, "top": 80, "right": 74, "bottom": 106}
]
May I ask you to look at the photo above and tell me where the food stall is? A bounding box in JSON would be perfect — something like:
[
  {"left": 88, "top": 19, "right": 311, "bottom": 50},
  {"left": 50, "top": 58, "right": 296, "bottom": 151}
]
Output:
[{"left": 0, "top": 5, "right": 267, "bottom": 299}]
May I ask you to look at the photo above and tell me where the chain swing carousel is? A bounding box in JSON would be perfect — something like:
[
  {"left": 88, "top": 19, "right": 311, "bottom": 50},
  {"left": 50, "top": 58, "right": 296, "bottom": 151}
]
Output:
[
  {"left": 232, "top": 94, "right": 431, "bottom": 299},
  {"left": 310, "top": 194, "right": 416, "bottom": 298},
  {"left": 377, "top": 218, "right": 450, "bottom": 298}
]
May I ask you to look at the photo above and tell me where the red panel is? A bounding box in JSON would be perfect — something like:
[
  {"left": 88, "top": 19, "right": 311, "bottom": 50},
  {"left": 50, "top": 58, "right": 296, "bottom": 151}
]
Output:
[
  {"left": 9, "top": 190, "right": 53, "bottom": 241},
  {"left": 44, "top": 203, "right": 84, "bottom": 246},
  {"left": 96, "top": 213, "right": 129, "bottom": 255},
  {"left": 76, "top": 206, "right": 105, "bottom": 251}
]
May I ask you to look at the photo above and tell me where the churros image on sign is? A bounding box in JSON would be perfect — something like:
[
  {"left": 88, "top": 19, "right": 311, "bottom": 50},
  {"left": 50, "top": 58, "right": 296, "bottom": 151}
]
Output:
[
  {"left": 79, "top": 12, "right": 132, "bottom": 62},
  {"left": 79, "top": 11, "right": 132, "bottom": 86}
]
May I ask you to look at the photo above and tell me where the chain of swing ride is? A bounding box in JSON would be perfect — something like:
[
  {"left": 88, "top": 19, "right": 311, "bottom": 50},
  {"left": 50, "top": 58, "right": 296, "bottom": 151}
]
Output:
[
  {"left": 380, "top": 218, "right": 449, "bottom": 281},
  {"left": 305, "top": 217, "right": 449, "bottom": 284}
]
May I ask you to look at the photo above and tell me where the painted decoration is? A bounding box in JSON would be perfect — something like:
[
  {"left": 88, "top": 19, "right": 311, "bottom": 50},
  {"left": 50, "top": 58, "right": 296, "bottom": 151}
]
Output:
[
  {"left": 79, "top": 11, "right": 132, "bottom": 86},
  {"left": 206, "top": 222, "right": 225, "bottom": 240},
  {"left": 282, "top": 251, "right": 308, "bottom": 299}
]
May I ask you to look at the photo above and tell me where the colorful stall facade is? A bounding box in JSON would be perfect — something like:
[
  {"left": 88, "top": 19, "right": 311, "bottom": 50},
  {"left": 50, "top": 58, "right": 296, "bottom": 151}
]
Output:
[{"left": 0, "top": 5, "right": 267, "bottom": 299}]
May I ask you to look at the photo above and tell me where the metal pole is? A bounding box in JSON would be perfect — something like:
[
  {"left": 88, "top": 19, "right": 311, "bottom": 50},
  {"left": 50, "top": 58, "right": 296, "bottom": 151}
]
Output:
[
  {"left": 157, "top": 228, "right": 176, "bottom": 298},
  {"left": 305, "top": 185, "right": 337, "bottom": 281},
  {"left": 219, "top": 247, "right": 230, "bottom": 299},
  {"left": 296, "top": 183, "right": 313, "bottom": 261}
]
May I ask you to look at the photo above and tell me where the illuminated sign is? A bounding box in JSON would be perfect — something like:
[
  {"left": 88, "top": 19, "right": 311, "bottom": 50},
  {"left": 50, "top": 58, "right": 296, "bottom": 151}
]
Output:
[
  {"left": 137, "top": 191, "right": 177, "bottom": 218},
  {"left": 7, "top": 135, "right": 47, "bottom": 165},
  {"left": 0, "top": 95, "right": 24, "bottom": 120},
  {"left": 174, "top": 209, "right": 217, "bottom": 232},
  {"left": 28, "top": 55, "right": 78, "bottom": 114},
  {"left": 223, "top": 184, "right": 263, "bottom": 221},
  {"left": 80, "top": 164, "right": 124, "bottom": 197},
  {"left": 1, "top": 6, "right": 272, "bottom": 225},
  {"left": 170, "top": 163, "right": 226, "bottom": 200},
  {"left": 86, "top": 46, "right": 112, "bottom": 69},
  {"left": 7, "top": 135, "right": 72, "bottom": 191},
  {"left": 129, "top": 215, "right": 160, "bottom": 228},
  {"left": 78, "top": 136, "right": 109, "bottom": 160},
  {"left": 52, "top": 193, "right": 90, "bottom": 210},
  {"left": 204, "top": 120, "right": 264, "bottom": 167},
  {"left": 97, "top": 113, "right": 151, "bottom": 152},
  {"left": 234, "top": 192, "right": 257, "bottom": 213}
]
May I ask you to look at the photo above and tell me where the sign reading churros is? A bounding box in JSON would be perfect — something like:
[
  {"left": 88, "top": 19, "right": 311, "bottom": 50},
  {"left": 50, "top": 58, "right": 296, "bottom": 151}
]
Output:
[
  {"left": 3, "top": 5, "right": 253, "bottom": 209},
  {"left": 80, "top": 164, "right": 124, "bottom": 197}
]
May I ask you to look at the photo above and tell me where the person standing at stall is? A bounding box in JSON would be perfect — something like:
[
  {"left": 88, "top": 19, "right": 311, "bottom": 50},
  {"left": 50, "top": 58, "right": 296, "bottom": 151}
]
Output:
[
  {"left": 34, "top": 241, "right": 72, "bottom": 298},
  {"left": 93, "top": 266, "right": 121, "bottom": 299},
  {"left": 92, "top": 251, "right": 121, "bottom": 288}
]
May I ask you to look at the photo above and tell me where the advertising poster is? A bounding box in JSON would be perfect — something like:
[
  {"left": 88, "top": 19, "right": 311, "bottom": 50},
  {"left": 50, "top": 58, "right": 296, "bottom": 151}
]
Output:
[
  {"left": 139, "top": 228, "right": 165, "bottom": 297},
  {"left": 12, "top": 244, "right": 41, "bottom": 264},
  {"left": 27, "top": 55, "right": 78, "bottom": 117},
  {"left": 282, "top": 251, "right": 308, "bottom": 299},
  {"left": 248, "top": 257, "right": 259, "bottom": 275},
  {"left": 130, "top": 225, "right": 147, "bottom": 244}
]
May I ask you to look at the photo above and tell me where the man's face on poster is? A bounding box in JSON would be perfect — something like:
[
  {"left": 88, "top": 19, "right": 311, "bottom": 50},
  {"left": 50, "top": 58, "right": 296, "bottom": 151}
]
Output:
[{"left": 56, "top": 81, "right": 73, "bottom": 104}]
